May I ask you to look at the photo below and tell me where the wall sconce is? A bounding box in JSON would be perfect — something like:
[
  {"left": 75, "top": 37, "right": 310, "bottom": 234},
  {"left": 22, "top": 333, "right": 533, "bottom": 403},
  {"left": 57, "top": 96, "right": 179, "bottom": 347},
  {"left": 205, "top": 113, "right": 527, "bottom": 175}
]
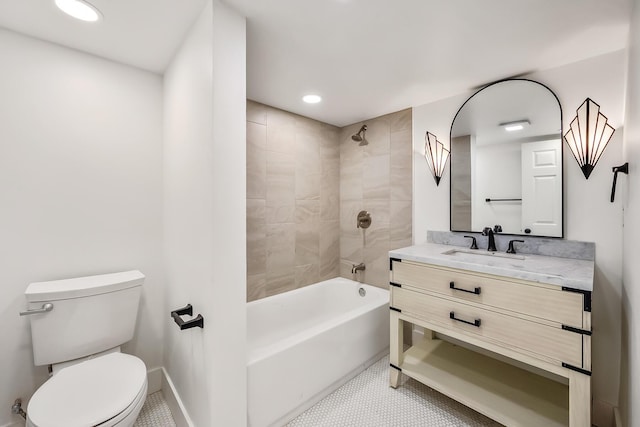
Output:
[
  {"left": 563, "top": 98, "right": 615, "bottom": 179},
  {"left": 424, "top": 132, "right": 450, "bottom": 186}
]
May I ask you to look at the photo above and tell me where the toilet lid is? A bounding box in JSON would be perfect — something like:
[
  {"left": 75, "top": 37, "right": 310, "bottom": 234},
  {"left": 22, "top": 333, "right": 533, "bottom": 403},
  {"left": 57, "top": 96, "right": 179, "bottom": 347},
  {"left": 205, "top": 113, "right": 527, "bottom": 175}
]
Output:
[{"left": 28, "top": 353, "right": 147, "bottom": 427}]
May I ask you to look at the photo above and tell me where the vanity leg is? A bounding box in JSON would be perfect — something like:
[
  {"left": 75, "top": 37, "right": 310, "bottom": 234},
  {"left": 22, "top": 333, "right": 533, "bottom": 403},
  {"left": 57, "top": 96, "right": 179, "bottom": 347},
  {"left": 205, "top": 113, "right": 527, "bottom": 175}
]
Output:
[
  {"left": 568, "top": 371, "right": 591, "bottom": 427},
  {"left": 390, "top": 311, "right": 403, "bottom": 388}
]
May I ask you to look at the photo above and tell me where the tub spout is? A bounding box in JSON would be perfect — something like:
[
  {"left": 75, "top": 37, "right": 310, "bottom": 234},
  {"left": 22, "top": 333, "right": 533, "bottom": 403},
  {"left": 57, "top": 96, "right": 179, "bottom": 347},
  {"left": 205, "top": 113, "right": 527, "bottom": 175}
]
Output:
[{"left": 351, "top": 263, "right": 366, "bottom": 274}]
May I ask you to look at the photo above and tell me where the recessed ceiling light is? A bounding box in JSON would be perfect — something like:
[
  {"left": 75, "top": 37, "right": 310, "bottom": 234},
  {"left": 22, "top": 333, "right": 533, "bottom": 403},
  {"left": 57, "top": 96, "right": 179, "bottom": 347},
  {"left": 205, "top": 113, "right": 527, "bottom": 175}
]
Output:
[
  {"left": 302, "top": 94, "right": 322, "bottom": 104},
  {"left": 55, "top": 0, "right": 102, "bottom": 22},
  {"left": 500, "top": 120, "right": 530, "bottom": 132}
]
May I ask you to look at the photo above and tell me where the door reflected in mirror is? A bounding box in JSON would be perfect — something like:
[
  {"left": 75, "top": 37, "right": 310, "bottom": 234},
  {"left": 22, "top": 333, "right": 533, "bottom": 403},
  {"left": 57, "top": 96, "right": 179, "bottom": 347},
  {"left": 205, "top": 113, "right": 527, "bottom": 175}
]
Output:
[{"left": 450, "top": 79, "right": 563, "bottom": 237}]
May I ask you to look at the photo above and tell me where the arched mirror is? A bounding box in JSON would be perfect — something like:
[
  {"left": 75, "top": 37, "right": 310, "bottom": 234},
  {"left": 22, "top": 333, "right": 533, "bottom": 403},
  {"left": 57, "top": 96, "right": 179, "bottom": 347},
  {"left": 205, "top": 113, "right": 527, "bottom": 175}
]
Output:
[{"left": 450, "top": 79, "right": 563, "bottom": 237}]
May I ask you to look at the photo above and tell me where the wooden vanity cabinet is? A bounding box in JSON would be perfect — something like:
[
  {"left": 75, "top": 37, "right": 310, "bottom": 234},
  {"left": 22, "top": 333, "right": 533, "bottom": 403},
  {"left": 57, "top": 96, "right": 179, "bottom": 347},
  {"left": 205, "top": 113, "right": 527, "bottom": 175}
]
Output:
[{"left": 389, "top": 258, "right": 592, "bottom": 427}]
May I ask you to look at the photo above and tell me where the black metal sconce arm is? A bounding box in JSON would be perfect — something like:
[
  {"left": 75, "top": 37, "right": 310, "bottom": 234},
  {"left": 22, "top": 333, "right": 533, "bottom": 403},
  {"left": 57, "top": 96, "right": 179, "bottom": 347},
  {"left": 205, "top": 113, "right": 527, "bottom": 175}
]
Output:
[
  {"left": 610, "top": 162, "right": 629, "bottom": 203},
  {"left": 171, "top": 304, "right": 204, "bottom": 330}
]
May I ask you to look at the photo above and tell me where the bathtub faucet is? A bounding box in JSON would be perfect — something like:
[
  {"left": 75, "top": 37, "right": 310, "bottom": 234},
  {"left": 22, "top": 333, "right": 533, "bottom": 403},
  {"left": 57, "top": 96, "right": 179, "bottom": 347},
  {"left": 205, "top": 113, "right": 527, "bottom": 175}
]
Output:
[{"left": 351, "top": 263, "right": 366, "bottom": 274}]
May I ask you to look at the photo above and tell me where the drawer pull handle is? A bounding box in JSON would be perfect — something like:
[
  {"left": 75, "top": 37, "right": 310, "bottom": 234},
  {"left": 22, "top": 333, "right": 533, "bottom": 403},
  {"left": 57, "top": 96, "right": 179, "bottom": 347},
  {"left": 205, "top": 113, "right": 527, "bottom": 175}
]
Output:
[
  {"left": 449, "top": 311, "right": 481, "bottom": 327},
  {"left": 449, "top": 281, "right": 481, "bottom": 295}
]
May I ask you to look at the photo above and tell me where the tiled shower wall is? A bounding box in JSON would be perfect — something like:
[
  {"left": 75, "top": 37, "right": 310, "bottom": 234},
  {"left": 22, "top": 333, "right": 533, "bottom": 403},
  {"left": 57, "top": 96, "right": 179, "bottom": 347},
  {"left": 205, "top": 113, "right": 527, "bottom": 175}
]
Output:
[
  {"left": 339, "top": 110, "right": 413, "bottom": 289},
  {"left": 246, "top": 101, "right": 341, "bottom": 301},
  {"left": 246, "top": 101, "right": 412, "bottom": 299}
]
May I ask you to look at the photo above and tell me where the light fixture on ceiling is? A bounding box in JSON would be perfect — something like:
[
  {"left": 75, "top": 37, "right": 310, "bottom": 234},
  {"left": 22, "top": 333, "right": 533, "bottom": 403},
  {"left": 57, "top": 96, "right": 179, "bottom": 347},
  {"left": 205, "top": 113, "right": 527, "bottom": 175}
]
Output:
[
  {"left": 564, "top": 98, "right": 615, "bottom": 179},
  {"left": 302, "top": 94, "right": 322, "bottom": 104},
  {"left": 424, "top": 132, "right": 450, "bottom": 186},
  {"left": 55, "top": 0, "right": 102, "bottom": 22},
  {"left": 500, "top": 119, "right": 530, "bottom": 132}
]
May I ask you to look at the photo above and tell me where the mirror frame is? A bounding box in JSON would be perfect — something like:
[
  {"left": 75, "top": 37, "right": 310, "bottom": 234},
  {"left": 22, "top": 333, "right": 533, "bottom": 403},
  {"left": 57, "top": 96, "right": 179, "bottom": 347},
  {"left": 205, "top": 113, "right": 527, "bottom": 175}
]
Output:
[{"left": 449, "top": 78, "right": 564, "bottom": 238}]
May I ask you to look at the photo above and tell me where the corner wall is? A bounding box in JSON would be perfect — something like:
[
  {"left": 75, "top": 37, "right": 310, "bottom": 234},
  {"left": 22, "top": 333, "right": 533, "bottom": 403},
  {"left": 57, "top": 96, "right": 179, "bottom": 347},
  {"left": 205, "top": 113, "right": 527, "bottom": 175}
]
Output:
[
  {"left": 413, "top": 50, "right": 626, "bottom": 424},
  {"left": 246, "top": 101, "right": 340, "bottom": 301},
  {"left": 163, "top": 1, "right": 246, "bottom": 425},
  {"left": 0, "top": 28, "right": 164, "bottom": 427},
  {"left": 339, "top": 109, "right": 413, "bottom": 288},
  {"left": 620, "top": 0, "right": 640, "bottom": 425}
]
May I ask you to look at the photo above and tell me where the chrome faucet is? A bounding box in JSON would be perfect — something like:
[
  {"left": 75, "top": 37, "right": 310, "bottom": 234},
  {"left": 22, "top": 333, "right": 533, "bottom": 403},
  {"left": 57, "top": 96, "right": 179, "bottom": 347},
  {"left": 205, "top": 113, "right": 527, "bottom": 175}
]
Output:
[
  {"left": 482, "top": 227, "right": 497, "bottom": 252},
  {"left": 351, "top": 263, "right": 366, "bottom": 274}
]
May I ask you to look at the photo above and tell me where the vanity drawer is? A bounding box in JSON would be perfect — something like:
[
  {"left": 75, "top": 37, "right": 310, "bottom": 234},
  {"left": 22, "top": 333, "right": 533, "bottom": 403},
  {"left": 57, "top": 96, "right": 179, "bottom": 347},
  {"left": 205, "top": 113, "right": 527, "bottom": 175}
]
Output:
[
  {"left": 391, "top": 260, "right": 585, "bottom": 328},
  {"left": 392, "top": 287, "right": 584, "bottom": 368}
]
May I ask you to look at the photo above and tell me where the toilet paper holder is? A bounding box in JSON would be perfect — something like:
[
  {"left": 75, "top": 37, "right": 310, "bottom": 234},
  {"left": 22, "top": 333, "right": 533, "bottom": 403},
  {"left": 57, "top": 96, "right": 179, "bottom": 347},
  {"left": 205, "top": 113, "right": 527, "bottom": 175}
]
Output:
[{"left": 171, "top": 304, "right": 204, "bottom": 330}]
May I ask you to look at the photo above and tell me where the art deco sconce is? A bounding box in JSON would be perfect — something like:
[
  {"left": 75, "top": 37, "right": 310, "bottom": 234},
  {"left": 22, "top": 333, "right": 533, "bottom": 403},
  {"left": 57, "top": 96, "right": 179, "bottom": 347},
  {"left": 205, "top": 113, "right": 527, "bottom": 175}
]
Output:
[
  {"left": 563, "top": 98, "right": 615, "bottom": 179},
  {"left": 424, "top": 132, "right": 450, "bottom": 186}
]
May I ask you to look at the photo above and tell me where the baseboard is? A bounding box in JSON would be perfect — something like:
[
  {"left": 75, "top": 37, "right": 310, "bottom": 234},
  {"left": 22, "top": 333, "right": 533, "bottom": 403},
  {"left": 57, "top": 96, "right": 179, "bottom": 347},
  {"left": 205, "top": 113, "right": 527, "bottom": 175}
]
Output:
[
  {"left": 161, "top": 367, "right": 195, "bottom": 427},
  {"left": 147, "top": 367, "right": 163, "bottom": 394},
  {"left": 592, "top": 399, "right": 615, "bottom": 427},
  {"left": 614, "top": 406, "right": 622, "bottom": 427}
]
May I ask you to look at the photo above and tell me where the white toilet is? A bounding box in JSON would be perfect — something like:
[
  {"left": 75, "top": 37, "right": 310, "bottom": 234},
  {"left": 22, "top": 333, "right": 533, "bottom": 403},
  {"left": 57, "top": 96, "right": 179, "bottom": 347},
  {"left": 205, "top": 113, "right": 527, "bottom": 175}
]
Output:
[{"left": 22, "top": 270, "right": 148, "bottom": 427}]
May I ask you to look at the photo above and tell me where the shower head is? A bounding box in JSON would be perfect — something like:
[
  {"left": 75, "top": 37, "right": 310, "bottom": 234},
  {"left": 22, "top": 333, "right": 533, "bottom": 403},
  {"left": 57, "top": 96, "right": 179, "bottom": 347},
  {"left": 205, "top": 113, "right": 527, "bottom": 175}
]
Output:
[{"left": 351, "top": 125, "right": 367, "bottom": 143}]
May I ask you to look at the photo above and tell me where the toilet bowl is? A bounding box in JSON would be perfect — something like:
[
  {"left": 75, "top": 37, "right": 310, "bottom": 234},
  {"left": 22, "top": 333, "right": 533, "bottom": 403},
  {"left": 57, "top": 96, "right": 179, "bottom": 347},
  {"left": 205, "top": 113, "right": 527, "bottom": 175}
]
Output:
[{"left": 26, "top": 352, "right": 147, "bottom": 427}]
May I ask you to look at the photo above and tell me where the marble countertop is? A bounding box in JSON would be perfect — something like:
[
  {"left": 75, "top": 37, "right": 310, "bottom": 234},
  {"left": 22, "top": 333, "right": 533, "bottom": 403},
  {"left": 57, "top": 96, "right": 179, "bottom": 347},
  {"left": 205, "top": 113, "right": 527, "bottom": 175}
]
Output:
[{"left": 389, "top": 243, "right": 594, "bottom": 291}]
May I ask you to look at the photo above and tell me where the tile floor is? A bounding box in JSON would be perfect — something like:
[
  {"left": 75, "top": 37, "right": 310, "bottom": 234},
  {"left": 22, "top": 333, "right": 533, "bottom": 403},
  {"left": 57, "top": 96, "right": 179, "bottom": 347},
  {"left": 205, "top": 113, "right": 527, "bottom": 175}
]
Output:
[
  {"left": 286, "top": 355, "right": 500, "bottom": 426},
  {"left": 134, "top": 391, "right": 176, "bottom": 427},
  {"left": 138, "top": 354, "right": 500, "bottom": 426}
]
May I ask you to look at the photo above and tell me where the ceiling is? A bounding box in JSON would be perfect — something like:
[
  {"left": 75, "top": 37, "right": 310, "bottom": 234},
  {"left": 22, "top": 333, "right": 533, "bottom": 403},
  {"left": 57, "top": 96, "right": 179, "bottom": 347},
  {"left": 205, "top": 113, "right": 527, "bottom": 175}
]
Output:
[
  {"left": 0, "top": 0, "right": 632, "bottom": 127},
  {"left": 0, "top": 0, "right": 206, "bottom": 73}
]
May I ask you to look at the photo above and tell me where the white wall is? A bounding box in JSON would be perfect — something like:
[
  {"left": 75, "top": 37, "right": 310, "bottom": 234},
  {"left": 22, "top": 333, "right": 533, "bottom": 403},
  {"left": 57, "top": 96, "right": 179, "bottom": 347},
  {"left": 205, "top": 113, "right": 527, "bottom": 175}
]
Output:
[
  {"left": 163, "top": 0, "right": 246, "bottom": 425},
  {"left": 413, "top": 50, "right": 626, "bottom": 421},
  {"left": 0, "top": 29, "right": 164, "bottom": 427},
  {"left": 621, "top": 0, "right": 640, "bottom": 425}
]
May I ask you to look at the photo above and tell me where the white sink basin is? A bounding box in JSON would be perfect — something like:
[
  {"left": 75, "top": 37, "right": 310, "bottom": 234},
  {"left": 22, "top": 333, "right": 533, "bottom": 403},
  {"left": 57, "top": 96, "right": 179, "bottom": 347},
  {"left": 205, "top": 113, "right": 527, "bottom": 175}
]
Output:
[{"left": 441, "top": 248, "right": 525, "bottom": 261}]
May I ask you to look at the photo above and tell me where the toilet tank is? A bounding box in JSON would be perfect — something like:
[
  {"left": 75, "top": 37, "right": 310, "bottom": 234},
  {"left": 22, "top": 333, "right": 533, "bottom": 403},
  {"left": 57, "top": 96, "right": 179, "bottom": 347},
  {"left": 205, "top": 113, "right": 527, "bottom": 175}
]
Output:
[{"left": 24, "top": 271, "right": 144, "bottom": 366}]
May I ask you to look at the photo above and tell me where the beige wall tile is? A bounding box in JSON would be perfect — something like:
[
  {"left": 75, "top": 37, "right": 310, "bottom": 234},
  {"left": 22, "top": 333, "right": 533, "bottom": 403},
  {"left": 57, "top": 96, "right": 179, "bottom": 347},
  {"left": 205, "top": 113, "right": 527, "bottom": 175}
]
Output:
[
  {"left": 266, "top": 150, "right": 295, "bottom": 210},
  {"left": 363, "top": 226, "right": 390, "bottom": 257},
  {"left": 266, "top": 223, "right": 295, "bottom": 272},
  {"left": 267, "top": 123, "right": 295, "bottom": 153},
  {"left": 247, "top": 199, "right": 266, "bottom": 276},
  {"left": 296, "top": 115, "right": 323, "bottom": 137},
  {"left": 390, "top": 166, "right": 412, "bottom": 201},
  {"left": 363, "top": 154, "right": 390, "bottom": 200},
  {"left": 389, "top": 108, "right": 412, "bottom": 132},
  {"left": 390, "top": 200, "right": 412, "bottom": 243},
  {"left": 390, "top": 129, "right": 413, "bottom": 201},
  {"left": 295, "top": 201, "right": 320, "bottom": 266},
  {"left": 363, "top": 229, "right": 390, "bottom": 289},
  {"left": 321, "top": 127, "right": 340, "bottom": 161},
  {"left": 247, "top": 100, "right": 267, "bottom": 125},
  {"left": 339, "top": 109, "right": 412, "bottom": 290},
  {"left": 339, "top": 259, "right": 356, "bottom": 280},
  {"left": 266, "top": 269, "right": 296, "bottom": 297},
  {"left": 363, "top": 199, "right": 390, "bottom": 226},
  {"left": 363, "top": 118, "right": 390, "bottom": 157},
  {"left": 340, "top": 161, "right": 362, "bottom": 201},
  {"left": 247, "top": 273, "right": 266, "bottom": 302},
  {"left": 267, "top": 106, "right": 296, "bottom": 127},
  {"left": 390, "top": 129, "right": 412, "bottom": 167},
  {"left": 265, "top": 205, "right": 295, "bottom": 224},
  {"left": 320, "top": 220, "right": 340, "bottom": 280},
  {"left": 321, "top": 160, "right": 340, "bottom": 221},
  {"left": 248, "top": 104, "right": 411, "bottom": 301},
  {"left": 247, "top": 121, "right": 267, "bottom": 199},
  {"left": 295, "top": 173, "right": 321, "bottom": 200},
  {"left": 295, "top": 263, "right": 320, "bottom": 288}
]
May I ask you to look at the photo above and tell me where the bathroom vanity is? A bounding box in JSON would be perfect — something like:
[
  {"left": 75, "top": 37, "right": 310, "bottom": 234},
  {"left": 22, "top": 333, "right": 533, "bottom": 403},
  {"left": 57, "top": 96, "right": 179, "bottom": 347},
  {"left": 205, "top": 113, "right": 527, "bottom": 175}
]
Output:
[{"left": 388, "top": 242, "right": 594, "bottom": 427}]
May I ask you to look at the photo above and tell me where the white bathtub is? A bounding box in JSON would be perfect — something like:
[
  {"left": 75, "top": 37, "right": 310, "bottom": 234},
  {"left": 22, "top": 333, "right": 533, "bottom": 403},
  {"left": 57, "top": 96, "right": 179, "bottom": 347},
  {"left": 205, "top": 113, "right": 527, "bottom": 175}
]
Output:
[{"left": 247, "top": 277, "right": 390, "bottom": 427}]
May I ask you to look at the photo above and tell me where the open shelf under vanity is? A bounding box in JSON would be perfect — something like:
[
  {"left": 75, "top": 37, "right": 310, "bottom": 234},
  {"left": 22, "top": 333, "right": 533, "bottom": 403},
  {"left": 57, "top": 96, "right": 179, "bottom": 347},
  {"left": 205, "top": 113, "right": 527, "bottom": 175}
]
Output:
[{"left": 399, "top": 336, "right": 569, "bottom": 427}]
